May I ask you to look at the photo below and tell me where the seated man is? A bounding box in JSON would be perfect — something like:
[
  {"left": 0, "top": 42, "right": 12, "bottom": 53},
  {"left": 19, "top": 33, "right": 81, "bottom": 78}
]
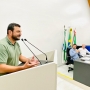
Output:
[
  {"left": 69, "top": 44, "right": 79, "bottom": 61},
  {"left": 78, "top": 44, "right": 90, "bottom": 56}
]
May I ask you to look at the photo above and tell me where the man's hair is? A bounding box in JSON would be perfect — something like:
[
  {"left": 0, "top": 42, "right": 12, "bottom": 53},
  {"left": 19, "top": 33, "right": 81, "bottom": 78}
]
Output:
[
  {"left": 7, "top": 23, "right": 21, "bottom": 34},
  {"left": 72, "top": 44, "right": 77, "bottom": 46}
]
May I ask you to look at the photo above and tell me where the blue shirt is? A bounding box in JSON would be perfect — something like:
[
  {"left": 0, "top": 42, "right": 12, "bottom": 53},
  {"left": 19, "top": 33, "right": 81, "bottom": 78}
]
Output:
[{"left": 69, "top": 48, "right": 79, "bottom": 60}]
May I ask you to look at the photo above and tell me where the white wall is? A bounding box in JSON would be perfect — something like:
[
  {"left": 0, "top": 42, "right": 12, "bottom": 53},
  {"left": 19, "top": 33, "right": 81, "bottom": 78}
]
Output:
[{"left": 0, "top": 0, "right": 90, "bottom": 66}]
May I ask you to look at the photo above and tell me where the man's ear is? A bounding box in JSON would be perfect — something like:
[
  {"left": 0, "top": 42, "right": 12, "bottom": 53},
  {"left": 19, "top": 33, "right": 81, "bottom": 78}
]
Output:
[{"left": 8, "top": 30, "right": 12, "bottom": 35}]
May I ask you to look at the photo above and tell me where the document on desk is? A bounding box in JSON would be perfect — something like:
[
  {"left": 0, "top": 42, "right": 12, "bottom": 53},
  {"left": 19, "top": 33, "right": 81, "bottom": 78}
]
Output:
[
  {"left": 84, "top": 60, "right": 90, "bottom": 64},
  {"left": 81, "top": 57, "right": 90, "bottom": 64},
  {"left": 84, "top": 55, "right": 90, "bottom": 57},
  {"left": 81, "top": 57, "right": 90, "bottom": 61}
]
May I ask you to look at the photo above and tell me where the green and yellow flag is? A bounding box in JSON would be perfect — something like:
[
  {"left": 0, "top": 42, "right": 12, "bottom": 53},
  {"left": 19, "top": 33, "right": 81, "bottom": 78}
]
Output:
[{"left": 68, "top": 28, "right": 72, "bottom": 48}]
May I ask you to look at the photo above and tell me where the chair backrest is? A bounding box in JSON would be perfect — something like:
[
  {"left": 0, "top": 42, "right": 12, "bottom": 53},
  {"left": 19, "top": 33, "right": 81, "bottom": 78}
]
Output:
[
  {"left": 76, "top": 46, "right": 82, "bottom": 49},
  {"left": 66, "top": 48, "right": 72, "bottom": 64},
  {"left": 67, "top": 48, "right": 71, "bottom": 56},
  {"left": 85, "top": 46, "right": 90, "bottom": 51}
]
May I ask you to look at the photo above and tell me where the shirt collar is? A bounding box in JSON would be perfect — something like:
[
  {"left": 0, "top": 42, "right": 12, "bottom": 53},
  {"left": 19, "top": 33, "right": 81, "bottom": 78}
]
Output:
[
  {"left": 72, "top": 48, "right": 75, "bottom": 50},
  {"left": 82, "top": 48, "right": 85, "bottom": 49},
  {"left": 6, "top": 36, "right": 16, "bottom": 45}
]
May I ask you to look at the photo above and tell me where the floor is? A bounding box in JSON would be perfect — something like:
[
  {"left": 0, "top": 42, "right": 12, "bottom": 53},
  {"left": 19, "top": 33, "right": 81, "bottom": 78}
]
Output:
[
  {"left": 57, "top": 77, "right": 83, "bottom": 90},
  {"left": 57, "top": 65, "right": 90, "bottom": 90},
  {"left": 58, "top": 65, "right": 73, "bottom": 78}
]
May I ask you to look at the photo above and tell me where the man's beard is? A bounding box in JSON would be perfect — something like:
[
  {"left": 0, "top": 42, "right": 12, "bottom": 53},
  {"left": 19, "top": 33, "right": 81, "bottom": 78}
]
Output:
[{"left": 12, "top": 35, "right": 20, "bottom": 41}]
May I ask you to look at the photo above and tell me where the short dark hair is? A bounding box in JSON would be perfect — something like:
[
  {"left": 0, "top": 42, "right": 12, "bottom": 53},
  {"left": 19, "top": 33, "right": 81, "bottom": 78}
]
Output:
[
  {"left": 7, "top": 23, "right": 21, "bottom": 34},
  {"left": 72, "top": 44, "right": 77, "bottom": 46}
]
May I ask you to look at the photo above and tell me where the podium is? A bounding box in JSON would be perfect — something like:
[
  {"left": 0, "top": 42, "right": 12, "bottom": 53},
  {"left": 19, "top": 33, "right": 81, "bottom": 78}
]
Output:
[{"left": 0, "top": 50, "right": 57, "bottom": 90}]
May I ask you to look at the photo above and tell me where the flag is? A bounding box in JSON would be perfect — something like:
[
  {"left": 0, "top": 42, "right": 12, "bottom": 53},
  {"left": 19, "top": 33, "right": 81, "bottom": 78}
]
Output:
[
  {"left": 68, "top": 28, "right": 72, "bottom": 48},
  {"left": 73, "top": 30, "right": 76, "bottom": 44},
  {"left": 62, "top": 26, "right": 67, "bottom": 61}
]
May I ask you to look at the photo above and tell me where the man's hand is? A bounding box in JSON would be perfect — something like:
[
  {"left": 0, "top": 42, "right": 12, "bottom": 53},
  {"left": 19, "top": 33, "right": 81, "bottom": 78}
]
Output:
[
  {"left": 28, "top": 56, "right": 40, "bottom": 66},
  {"left": 19, "top": 55, "right": 40, "bottom": 66},
  {"left": 23, "top": 60, "right": 37, "bottom": 69},
  {"left": 76, "top": 49, "right": 79, "bottom": 53}
]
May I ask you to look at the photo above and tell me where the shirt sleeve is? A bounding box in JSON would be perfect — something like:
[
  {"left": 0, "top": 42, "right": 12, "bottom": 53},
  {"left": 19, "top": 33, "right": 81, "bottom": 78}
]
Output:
[
  {"left": 86, "top": 49, "right": 90, "bottom": 54},
  {"left": 0, "top": 44, "right": 8, "bottom": 64}
]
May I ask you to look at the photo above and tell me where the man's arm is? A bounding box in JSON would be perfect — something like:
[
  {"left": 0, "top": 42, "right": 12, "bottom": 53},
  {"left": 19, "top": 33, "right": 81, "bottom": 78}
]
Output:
[
  {"left": 0, "top": 61, "right": 36, "bottom": 74},
  {"left": 86, "top": 49, "right": 90, "bottom": 54},
  {"left": 18, "top": 43, "right": 28, "bottom": 63},
  {"left": 0, "top": 64, "right": 24, "bottom": 74},
  {"left": 19, "top": 55, "right": 29, "bottom": 63}
]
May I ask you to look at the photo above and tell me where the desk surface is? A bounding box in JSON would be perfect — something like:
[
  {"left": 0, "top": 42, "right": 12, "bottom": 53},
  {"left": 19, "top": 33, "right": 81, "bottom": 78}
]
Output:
[{"left": 74, "top": 58, "right": 90, "bottom": 65}]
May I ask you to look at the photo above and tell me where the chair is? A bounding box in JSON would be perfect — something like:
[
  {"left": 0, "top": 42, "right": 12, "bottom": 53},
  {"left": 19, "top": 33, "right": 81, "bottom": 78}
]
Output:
[
  {"left": 76, "top": 46, "right": 82, "bottom": 49},
  {"left": 66, "top": 48, "right": 74, "bottom": 72}
]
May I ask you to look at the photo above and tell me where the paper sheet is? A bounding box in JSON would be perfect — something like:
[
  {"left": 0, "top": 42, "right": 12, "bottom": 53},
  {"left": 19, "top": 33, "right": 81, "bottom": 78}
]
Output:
[{"left": 81, "top": 57, "right": 90, "bottom": 61}]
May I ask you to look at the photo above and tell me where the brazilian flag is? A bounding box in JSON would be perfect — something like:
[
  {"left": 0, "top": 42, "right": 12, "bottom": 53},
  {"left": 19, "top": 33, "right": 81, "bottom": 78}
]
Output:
[{"left": 68, "top": 28, "right": 72, "bottom": 48}]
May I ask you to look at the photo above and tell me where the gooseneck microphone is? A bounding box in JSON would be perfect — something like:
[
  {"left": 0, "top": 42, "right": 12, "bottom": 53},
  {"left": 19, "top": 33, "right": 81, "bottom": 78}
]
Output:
[
  {"left": 21, "top": 39, "right": 42, "bottom": 65},
  {"left": 24, "top": 39, "right": 48, "bottom": 63}
]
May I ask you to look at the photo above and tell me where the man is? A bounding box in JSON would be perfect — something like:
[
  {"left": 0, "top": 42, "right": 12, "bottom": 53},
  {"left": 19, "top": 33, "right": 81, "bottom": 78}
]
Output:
[
  {"left": 69, "top": 44, "right": 79, "bottom": 60},
  {"left": 78, "top": 44, "right": 90, "bottom": 56},
  {"left": 0, "top": 23, "right": 39, "bottom": 76}
]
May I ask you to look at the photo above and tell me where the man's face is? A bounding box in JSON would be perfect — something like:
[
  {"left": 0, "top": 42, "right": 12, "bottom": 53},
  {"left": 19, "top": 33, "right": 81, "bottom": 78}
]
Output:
[
  {"left": 82, "top": 44, "right": 86, "bottom": 48},
  {"left": 11, "top": 26, "right": 21, "bottom": 40},
  {"left": 73, "top": 45, "right": 76, "bottom": 49}
]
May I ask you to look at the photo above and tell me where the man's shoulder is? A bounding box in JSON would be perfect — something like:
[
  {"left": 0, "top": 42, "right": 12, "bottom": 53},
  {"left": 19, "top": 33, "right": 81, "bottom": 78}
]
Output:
[
  {"left": 0, "top": 38, "right": 8, "bottom": 50},
  {"left": 70, "top": 48, "right": 73, "bottom": 50},
  {"left": 85, "top": 48, "right": 88, "bottom": 51},
  {"left": 0, "top": 37, "right": 9, "bottom": 50},
  {"left": 0, "top": 37, "right": 7, "bottom": 45},
  {"left": 70, "top": 48, "right": 73, "bottom": 51}
]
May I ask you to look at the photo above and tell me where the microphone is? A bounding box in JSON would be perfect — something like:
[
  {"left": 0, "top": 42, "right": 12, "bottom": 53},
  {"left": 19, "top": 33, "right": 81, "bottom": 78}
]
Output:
[
  {"left": 24, "top": 39, "right": 48, "bottom": 63},
  {"left": 21, "top": 39, "right": 42, "bottom": 65}
]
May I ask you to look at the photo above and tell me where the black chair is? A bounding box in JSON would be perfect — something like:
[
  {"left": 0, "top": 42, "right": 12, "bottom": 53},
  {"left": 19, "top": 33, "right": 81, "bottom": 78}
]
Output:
[
  {"left": 66, "top": 48, "right": 74, "bottom": 72},
  {"left": 76, "top": 46, "right": 82, "bottom": 49}
]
